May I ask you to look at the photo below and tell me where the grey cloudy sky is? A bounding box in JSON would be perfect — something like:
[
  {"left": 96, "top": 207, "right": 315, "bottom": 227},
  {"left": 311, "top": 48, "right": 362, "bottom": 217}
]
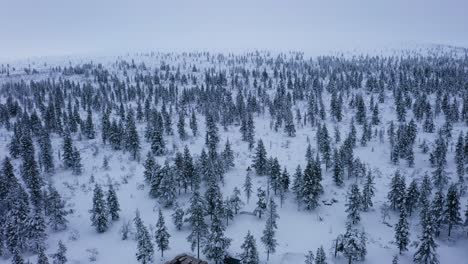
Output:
[{"left": 1, "top": 0, "right": 467, "bottom": 59}]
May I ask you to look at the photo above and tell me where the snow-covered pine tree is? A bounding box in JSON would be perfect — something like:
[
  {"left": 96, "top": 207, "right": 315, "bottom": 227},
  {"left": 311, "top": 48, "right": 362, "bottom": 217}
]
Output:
[
  {"left": 182, "top": 146, "right": 197, "bottom": 191},
  {"left": 26, "top": 209, "right": 47, "bottom": 253},
  {"left": 332, "top": 148, "right": 344, "bottom": 187},
  {"left": 171, "top": 205, "right": 184, "bottom": 231},
  {"left": 51, "top": 240, "right": 67, "bottom": 264},
  {"left": 455, "top": 132, "right": 465, "bottom": 186},
  {"left": 346, "top": 184, "right": 362, "bottom": 225},
  {"left": 269, "top": 158, "right": 281, "bottom": 195},
  {"left": 151, "top": 130, "right": 166, "bottom": 156},
  {"left": 246, "top": 112, "right": 255, "bottom": 149},
  {"left": 224, "top": 198, "right": 234, "bottom": 226},
  {"left": 203, "top": 201, "right": 231, "bottom": 264},
  {"left": 230, "top": 187, "right": 244, "bottom": 214},
  {"left": 362, "top": 171, "right": 375, "bottom": 211},
  {"left": 155, "top": 209, "right": 170, "bottom": 258},
  {"left": 394, "top": 207, "right": 410, "bottom": 254},
  {"left": 205, "top": 113, "right": 219, "bottom": 155},
  {"left": 414, "top": 203, "right": 439, "bottom": 264},
  {"left": 37, "top": 247, "right": 50, "bottom": 264},
  {"left": 304, "top": 251, "right": 314, "bottom": 264},
  {"left": 177, "top": 111, "right": 186, "bottom": 140},
  {"left": 84, "top": 107, "right": 96, "bottom": 139},
  {"left": 315, "top": 246, "right": 327, "bottom": 264},
  {"left": 157, "top": 162, "right": 177, "bottom": 207},
  {"left": 405, "top": 179, "right": 420, "bottom": 216},
  {"left": 45, "top": 184, "right": 68, "bottom": 231},
  {"left": 430, "top": 191, "right": 444, "bottom": 237},
  {"left": 388, "top": 171, "right": 406, "bottom": 211},
  {"left": 71, "top": 147, "right": 82, "bottom": 175},
  {"left": 301, "top": 159, "right": 323, "bottom": 210},
  {"left": 12, "top": 250, "right": 25, "bottom": 264},
  {"left": 292, "top": 165, "right": 303, "bottom": 207},
  {"left": 342, "top": 224, "right": 367, "bottom": 264},
  {"left": 134, "top": 211, "right": 154, "bottom": 264},
  {"left": 90, "top": 184, "right": 109, "bottom": 233},
  {"left": 190, "top": 110, "right": 198, "bottom": 136},
  {"left": 254, "top": 187, "right": 267, "bottom": 218},
  {"left": 252, "top": 139, "right": 268, "bottom": 175},
  {"left": 38, "top": 131, "right": 54, "bottom": 173},
  {"left": 222, "top": 139, "right": 235, "bottom": 170},
  {"left": 107, "top": 184, "right": 120, "bottom": 221},
  {"left": 240, "top": 231, "right": 259, "bottom": 264},
  {"left": 444, "top": 184, "right": 462, "bottom": 236},
  {"left": 261, "top": 198, "right": 279, "bottom": 261},
  {"left": 124, "top": 109, "right": 140, "bottom": 160},
  {"left": 244, "top": 169, "right": 253, "bottom": 204},
  {"left": 186, "top": 191, "right": 208, "bottom": 259}
]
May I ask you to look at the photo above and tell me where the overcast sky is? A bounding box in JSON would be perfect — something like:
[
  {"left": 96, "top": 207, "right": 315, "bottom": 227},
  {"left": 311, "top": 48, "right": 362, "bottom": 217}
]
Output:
[{"left": 1, "top": 0, "right": 467, "bottom": 60}]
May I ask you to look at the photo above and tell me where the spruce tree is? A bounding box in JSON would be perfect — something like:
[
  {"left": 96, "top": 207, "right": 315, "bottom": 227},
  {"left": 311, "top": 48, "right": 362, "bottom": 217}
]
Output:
[
  {"left": 27, "top": 210, "right": 47, "bottom": 253},
  {"left": 302, "top": 160, "right": 323, "bottom": 210},
  {"left": 243, "top": 169, "right": 253, "bottom": 204},
  {"left": 222, "top": 139, "right": 235, "bottom": 169},
  {"left": 444, "top": 184, "right": 462, "bottom": 236},
  {"left": 205, "top": 114, "right": 219, "bottom": 154},
  {"left": 39, "top": 131, "right": 54, "bottom": 173},
  {"left": 5, "top": 196, "right": 29, "bottom": 254},
  {"left": 186, "top": 191, "right": 208, "bottom": 259},
  {"left": 51, "top": 240, "right": 67, "bottom": 264},
  {"left": 107, "top": 184, "right": 120, "bottom": 221},
  {"left": 46, "top": 184, "right": 68, "bottom": 231},
  {"left": 171, "top": 205, "right": 184, "bottom": 231},
  {"left": 37, "top": 247, "right": 50, "bottom": 264},
  {"left": 90, "top": 184, "right": 109, "bottom": 233},
  {"left": 203, "top": 202, "right": 231, "bottom": 264},
  {"left": 346, "top": 184, "right": 362, "bottom": 225},
  {"left": 240, "top": 231, "right": 259, "bottom": 264},
  {"left": 84, "top": 107, "right": 95, "bottom": 139},
  {"left": 405, "top": 179, "right": 420, "bottom": 216},
  {"left": 134, "top": 211, "right": 154, "bottom": 264},
  {"left": 261, "top": 198, "right": 279, "bottom": 261},
  {"left": 157, "top": 163, "right": 177, "bottom": 208},
  {"left": 12, "top": 250, "right": 25, "bottom": 264},
  {"left": 124, "top": 110, "right": 140, "bottom": 160},
  {"left": 304, "top": 251, "right": 315, "bottom": 264},
  {"left": 394, "top": 207, "right": 410, "bottom": 254},
  {"left": 254, "top": 188, "right": 267, "bottom": 218},
  {"left": 71, "top": 148, "right": 82, "bottom": 175},
  {"left": 430, "top": 191, "right": 444, "bottom": 237},
  {"left": 62, "top": 133, "right": 74, "bottom": 169},
  {"left": 246, "top": 112, "right": 256, "bottom": 150},
  {"left": 177, "top": 111, "right": 186, "bottom": 140},
  {"left": 388, "top": 171, "right": 406, "bottom": 211},
  {"left": 315, "top": 246, "right": 327, "bottom": 264},
  {"left": 252, "top": 139, "right": 267, "bottom": 175},
  {"left": 455, "top": 132, "right": 465, "bottom": 185},
  {"left": 230, "top": 187, "right": 244, "bottom": 214},
  {"left": 362, "top": 171, "right": 376, "bottom": 211},
  {"left": 151, "top": 130, "right": 165, "bottom": 156},
  {"left": 292, "top": 165, "right": 303, "bottom": 207},
  {"left": 414, "top": 203, "right": 439, "bottom": 264},
  {"left": 155, "top": 209, "right": 170, "bottom": 258},
  {"left": 332, "top": 149, "right": 344, "bottom": 187},
  {"left": 190, "top": 110, "right": 198, "bottom": 136}
]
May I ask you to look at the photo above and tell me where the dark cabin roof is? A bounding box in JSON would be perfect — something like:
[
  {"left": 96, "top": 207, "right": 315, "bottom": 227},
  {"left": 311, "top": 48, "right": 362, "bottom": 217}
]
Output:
[{"left": 165, "top": 254, "right": 208, "bottom": 264}]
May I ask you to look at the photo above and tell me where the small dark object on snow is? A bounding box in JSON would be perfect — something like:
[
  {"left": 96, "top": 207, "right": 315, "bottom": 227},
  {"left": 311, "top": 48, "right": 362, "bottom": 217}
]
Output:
[
  {"left": 165, "top": 254, "right": 208, "bottom": 264},
  {"left": 224, "top": 256, "right": 241, "bottom": 264}
]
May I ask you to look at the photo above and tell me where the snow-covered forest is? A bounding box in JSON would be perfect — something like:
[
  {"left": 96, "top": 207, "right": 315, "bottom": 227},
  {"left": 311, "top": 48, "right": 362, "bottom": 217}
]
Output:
[{"left": 0, "top": 47, "right": 467, "bottom": 264}]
